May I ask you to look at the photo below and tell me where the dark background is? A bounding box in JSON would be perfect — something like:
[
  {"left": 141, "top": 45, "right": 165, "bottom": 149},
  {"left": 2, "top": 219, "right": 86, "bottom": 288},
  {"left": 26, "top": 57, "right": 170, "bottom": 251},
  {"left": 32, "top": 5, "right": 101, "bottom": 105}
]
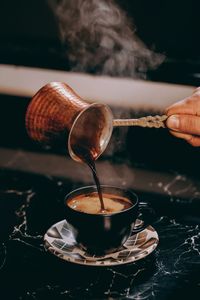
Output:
[{"left": 0, "top": 0, "right": 199, "bottom": 85}]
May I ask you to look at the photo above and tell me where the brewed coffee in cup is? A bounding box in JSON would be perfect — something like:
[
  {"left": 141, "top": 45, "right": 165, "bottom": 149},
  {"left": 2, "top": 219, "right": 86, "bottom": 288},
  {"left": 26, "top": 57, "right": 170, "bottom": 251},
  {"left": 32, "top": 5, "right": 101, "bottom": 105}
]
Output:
[{"left": 67, "top": 192, "right": 132, "bottom": 214}]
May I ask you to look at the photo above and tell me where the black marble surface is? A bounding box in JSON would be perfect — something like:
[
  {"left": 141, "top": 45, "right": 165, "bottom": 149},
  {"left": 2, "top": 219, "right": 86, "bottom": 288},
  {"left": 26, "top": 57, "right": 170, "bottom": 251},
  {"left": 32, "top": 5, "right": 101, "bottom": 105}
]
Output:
[
  {"left": 1, "top": 86, "right": 200, "bottom": 299},
  {"left": 0, "top": 167, "right": 200, "bottom": 300}
]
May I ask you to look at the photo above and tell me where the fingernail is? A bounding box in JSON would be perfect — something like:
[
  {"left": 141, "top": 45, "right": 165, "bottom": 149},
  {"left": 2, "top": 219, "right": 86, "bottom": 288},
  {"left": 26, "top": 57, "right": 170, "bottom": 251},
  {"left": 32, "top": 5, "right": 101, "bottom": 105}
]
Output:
[{"left": 167, "top": 115, "right": 179, "bottom": 130}]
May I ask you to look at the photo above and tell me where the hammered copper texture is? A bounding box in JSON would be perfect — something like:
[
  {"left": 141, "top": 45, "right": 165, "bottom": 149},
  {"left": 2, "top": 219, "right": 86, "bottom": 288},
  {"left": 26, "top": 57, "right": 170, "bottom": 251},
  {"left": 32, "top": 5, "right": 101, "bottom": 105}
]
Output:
[{"left": 25, "top": 82, "right": 88, "bottom": 143}]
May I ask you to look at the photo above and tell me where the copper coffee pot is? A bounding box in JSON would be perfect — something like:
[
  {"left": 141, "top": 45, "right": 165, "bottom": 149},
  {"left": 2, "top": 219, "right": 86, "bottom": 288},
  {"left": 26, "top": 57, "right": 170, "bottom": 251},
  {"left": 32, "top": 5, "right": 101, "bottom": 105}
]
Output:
[
  {"left": 26, "top": 82, "right": 113, "bottom": 162},
  {"left": 26, "top": 82, "right": 167, "bottom": 162}
]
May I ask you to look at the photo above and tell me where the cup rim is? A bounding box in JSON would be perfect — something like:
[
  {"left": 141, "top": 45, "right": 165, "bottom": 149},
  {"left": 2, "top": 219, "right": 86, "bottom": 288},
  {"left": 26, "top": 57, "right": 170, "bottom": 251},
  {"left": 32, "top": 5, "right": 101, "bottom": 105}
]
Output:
[
  {"left": 68, "top": 103, "right": 113, "bottom": 162},
  {"left": 64, "top": 185, "right": 138, "bottom": 217}
]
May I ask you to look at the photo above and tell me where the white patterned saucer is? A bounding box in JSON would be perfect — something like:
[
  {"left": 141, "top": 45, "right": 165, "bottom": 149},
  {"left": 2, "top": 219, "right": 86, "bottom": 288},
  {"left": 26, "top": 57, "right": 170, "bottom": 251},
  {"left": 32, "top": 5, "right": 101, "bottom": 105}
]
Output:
[{"left": 44, "top": 220, "right": 159, "bottom": 267}]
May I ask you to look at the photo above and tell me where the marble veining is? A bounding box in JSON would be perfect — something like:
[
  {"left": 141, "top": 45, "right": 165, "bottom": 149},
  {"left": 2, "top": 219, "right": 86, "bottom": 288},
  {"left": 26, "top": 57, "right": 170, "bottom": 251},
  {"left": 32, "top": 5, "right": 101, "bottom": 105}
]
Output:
[{"left": 0, "top": 170, "right": 200, "bottom": 299}]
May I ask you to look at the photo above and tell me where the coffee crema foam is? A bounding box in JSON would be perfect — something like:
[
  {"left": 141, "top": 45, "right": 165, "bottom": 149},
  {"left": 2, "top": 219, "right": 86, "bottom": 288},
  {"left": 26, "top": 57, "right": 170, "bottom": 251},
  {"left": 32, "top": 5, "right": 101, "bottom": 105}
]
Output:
[{"left": 67, "top": 192, "right": 132, "bottom": 214}]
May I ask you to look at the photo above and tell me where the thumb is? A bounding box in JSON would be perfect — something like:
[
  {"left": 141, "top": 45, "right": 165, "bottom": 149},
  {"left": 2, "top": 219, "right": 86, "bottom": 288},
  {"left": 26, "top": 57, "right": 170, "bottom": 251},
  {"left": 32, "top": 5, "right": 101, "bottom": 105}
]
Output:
[{"left": 166, "top": 114, "right": 200, "bottom": 136}]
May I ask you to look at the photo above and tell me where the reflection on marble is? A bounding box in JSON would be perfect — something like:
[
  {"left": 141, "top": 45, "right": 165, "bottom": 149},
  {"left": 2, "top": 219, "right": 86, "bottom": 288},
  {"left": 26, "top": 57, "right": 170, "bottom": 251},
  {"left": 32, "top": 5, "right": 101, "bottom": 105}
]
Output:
[{"left": 0, "top": 170, "right": 200, "bottom": 299}]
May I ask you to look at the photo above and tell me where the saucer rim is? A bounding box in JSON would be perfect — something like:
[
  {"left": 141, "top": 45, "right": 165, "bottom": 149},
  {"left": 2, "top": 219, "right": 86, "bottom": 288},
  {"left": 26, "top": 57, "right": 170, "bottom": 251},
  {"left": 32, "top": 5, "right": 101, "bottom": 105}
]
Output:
[{"left": 44, "top": 220, "right": 159, "bottom": 267}]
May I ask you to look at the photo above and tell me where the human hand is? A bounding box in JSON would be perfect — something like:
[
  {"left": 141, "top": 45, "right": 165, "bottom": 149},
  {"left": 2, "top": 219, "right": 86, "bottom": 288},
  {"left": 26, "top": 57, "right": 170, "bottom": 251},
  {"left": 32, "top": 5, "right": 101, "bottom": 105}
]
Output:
[{"left": 165, "top": 87, "right": 200, "bottom": 146}]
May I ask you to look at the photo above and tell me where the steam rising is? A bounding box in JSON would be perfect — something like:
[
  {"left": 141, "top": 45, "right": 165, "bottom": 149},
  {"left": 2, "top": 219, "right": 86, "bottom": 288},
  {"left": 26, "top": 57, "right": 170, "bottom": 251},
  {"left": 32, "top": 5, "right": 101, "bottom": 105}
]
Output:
[{"left": 54, "top": 0, "right": 164, "bottom": 78}]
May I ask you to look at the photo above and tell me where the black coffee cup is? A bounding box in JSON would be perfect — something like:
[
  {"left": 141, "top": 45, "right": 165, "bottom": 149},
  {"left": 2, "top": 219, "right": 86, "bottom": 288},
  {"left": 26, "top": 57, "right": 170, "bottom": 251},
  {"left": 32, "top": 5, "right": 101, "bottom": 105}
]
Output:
[{"left": 64, "top": 185, "right": 154, "bottom": 254}]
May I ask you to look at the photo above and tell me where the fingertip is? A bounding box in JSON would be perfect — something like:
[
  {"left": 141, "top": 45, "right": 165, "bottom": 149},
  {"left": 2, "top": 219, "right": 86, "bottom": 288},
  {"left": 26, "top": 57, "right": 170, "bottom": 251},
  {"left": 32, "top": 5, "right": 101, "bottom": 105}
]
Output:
[
  {"left": 193, "top": 87, "right": 200, "bottom": 95},
  {"left": 168, "top": 130, "right": 193, "bottom": 142},
  {"left": 188, "top": 137, "right": 200, "bottom": 147}
]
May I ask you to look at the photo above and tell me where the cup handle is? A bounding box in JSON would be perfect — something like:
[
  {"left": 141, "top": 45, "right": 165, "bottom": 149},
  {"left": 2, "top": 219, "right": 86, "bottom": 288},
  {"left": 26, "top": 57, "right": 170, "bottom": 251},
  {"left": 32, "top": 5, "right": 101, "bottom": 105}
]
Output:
[{"left": 131, "top": 202, "right": 155, "bottom": 234}]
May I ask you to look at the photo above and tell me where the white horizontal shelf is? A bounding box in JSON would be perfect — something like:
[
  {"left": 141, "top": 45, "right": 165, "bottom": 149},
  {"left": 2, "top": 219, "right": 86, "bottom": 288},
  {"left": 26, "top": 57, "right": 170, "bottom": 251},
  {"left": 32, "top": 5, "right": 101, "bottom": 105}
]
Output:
[{"left": 0, "top": 64, "right": 194, "bottom": 110}]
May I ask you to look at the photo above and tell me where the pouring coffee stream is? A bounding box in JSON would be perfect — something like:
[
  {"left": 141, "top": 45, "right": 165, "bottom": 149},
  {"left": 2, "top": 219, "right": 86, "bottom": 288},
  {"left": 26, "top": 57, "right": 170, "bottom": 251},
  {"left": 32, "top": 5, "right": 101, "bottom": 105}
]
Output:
[
  {"left": 25, "top": 82, "right": 168, "bottom": 212},
  {"left": 71, "top": 145, "right": 106, "bottom": 212}
]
